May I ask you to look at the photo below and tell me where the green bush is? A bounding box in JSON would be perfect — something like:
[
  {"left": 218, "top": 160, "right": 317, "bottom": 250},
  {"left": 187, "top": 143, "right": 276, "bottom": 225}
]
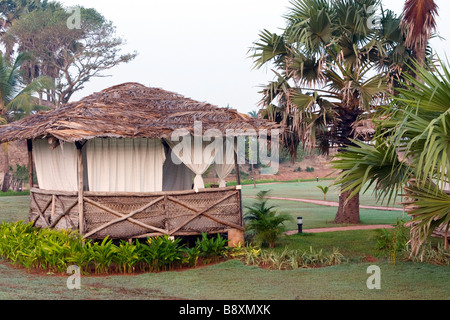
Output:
[
  {"left": 373, "top": 219, "right": 410, "bottom": 265},
  {"left": 244, "top": 191, "right": 293, "bottom": 248},
  {"left": 195, "top": 233, "right": 228, "bottom": 263},
  {"left": 233, "top": 244, "right": 346, "bottom": 270},
  {"left": 0, "top": 222, "right": 230, "bottom": 274}
]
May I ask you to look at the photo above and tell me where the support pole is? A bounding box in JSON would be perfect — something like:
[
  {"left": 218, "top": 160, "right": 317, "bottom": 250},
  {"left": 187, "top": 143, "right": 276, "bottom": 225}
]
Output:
[
  {"left": 234, "top": 148, "right": 243, "bottom": 227},
  {"left": 75, "top": 141, "right": 85, "bottom": 236},
  {"left": 27, "top": 139, "right": 33, "bottom": 190}
]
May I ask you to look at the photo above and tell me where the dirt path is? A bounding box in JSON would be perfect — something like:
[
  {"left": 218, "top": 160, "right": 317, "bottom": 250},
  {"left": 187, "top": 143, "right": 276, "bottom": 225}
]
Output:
[
  {"left": 243, "top": 195, "right": 398, "bottom": 235},
  {"left": 285, "top": 224, "right": 394, "bottom": 235},
  {"left": 243, "top": 195, "right": 404, "bottom": 212}
]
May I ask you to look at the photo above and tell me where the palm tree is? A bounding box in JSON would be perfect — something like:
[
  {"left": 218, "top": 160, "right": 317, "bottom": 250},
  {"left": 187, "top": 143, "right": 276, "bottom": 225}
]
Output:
[
  {"left": 244, "top": 191, "right": 293, "bottom": 248},
  {"left": 333, "top": 60, "right": 450, "bottom": 255},
  {"left": 401, "top": 0, "right": 438, "bottom": 66},
  {"left": 0, "top": 51, "right": 53, "bottom": 192},
  {"left": 251, "top": 0, "right": 404, "bottom": 224}
]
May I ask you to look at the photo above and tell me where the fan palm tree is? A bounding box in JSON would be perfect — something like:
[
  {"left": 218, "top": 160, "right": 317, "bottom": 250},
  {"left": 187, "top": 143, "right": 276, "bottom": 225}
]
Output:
[
  {"left": 251, "top": 0, "right": 406, "bottom": 224},
  {"left": 333, "top": 60, "right": 450, "bottom": 255},
  {"left": 0, "top": 51, "right": 53, "bottom": 192},
  {"left": 401, "top": 0, "right": 438, "bottom": 66}
]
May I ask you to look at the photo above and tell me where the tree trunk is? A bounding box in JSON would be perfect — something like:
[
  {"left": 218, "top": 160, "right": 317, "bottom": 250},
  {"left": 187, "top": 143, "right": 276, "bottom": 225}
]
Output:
[
  {"left": 334, "top": 189, "right": 360, "bottom": 224},
  {"left": 1, "top": 142, "right": 10, "bottom": 192}
]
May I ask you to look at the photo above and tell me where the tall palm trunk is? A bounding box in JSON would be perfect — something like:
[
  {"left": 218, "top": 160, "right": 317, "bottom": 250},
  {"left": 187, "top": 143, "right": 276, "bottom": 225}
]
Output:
[
  {"left": 335, "top": 190, "right": 360, "bottom": 224},
  {"left": 1, "top": 142, "right": 11, "bottom": 192},
  {"left": 333, "top": 105, "right": 361, "bottom": 224}
]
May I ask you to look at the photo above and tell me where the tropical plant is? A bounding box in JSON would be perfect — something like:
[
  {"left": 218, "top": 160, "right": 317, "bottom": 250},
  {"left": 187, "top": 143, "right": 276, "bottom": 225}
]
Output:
[
  {"left": 250, "top": 0, "right": 416, "bottom": 224},
  {"left": 244, "top": 190, "right": 293, "bottom": 248},
  {"left": 195, "top": 233, "right": 228, "bottom": 263},
  {"left": 145, "top": 235, "right": 186, "bottom": 271},
  {"left": 317, "top": 185, "right": 329, "bottom": 200},
  {"left": 333, "top": 60, "right": 450, "bottom": 256},
  {"left": 401, "top": 0, "right": 438, "bottom": 67},
  {"left": 0, "top": 51, "right": 53, "bottom": 192},
  {"left": 114, "top": 240, "right": 140, "bottom": 273}
]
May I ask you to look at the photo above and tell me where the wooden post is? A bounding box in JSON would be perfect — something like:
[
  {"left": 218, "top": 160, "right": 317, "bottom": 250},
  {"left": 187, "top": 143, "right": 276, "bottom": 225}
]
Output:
[
  {"left": 234, "top": 149, "right": 244, "bottom": 227},
  {"left": 234, "top": 150, "right": 241, "bottom": 186},
  {"left": 75, "top": 142, "right": 85, "bottom": 236},
  {"left": 27, "top": 139, "right": 33, "bottom": 190}
]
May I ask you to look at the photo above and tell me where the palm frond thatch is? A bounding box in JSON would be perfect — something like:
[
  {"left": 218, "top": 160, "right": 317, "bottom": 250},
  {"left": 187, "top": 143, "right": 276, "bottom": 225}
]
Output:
[{"left": 0, "top": 82, "right": 282, "bottom": 143}]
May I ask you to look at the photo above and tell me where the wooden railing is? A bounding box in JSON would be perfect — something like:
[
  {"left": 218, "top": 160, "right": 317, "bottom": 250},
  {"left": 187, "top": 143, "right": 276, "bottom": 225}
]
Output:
[{"left": 29, "top": 187, "right": 243, "bottom": 239}]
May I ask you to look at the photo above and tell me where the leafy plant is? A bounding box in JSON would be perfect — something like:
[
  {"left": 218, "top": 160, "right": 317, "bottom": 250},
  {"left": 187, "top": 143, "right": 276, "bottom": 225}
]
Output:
[
  {"left": 145, "top": 235, "right": 186, "bottom": 271},
  {"left": 244, "top": 191, "right": 293, "bottom": 248},
  {"left": 195, "top": 233, "right": 228, "bottom": 263},
  {"left": 86, "top": 237, "right": 117, "bottom": 274},
  {"left": 114, "top": 240, "right": 140, "bottom": 273},
  {"left": 317, "top": 185, "right": 329, "bottom": 200}
]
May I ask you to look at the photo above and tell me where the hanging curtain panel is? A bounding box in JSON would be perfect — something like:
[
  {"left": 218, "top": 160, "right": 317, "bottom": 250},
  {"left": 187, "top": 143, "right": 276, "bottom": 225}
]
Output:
[
  {"left": 214, "top": 136, "right": 235, "bottom": 187},
  {"left": 165, "top": 134, "right": 219, "bottom": 191},
  {"left": 162, "top": 143, "right": 195, "bottom": 191},
  {"left": 86, "top": 138, "right": 165, "bottom": 192},
  {"left": 33, "top": 139, "right": 78, "bottom": 192}
]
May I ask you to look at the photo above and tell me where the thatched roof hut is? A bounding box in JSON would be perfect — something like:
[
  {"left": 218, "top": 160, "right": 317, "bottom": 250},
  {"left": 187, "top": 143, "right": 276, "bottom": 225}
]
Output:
[
  {"left": 0, "top": 83, "right": 281, "bottom": 243},
  {"left": 0, "top": 82, "right": 279, "bottom": 143}
]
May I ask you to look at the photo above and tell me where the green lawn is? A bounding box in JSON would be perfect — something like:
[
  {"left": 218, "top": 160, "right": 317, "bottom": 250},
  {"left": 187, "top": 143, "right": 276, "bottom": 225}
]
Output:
[
  {"left": 241, "top": 181, "right": 407, "bottom": 231},
  {"left": 242, "top": 180, "right": 403, "bottom": 208},
  {"left": 0, "top": 185, "right": 447, "bottom": 301}
]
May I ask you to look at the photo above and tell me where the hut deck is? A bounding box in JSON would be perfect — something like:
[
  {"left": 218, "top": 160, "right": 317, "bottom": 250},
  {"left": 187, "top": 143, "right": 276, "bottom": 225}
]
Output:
[{"left": 30, "top": 186, "right": 244, "bottom": 239}]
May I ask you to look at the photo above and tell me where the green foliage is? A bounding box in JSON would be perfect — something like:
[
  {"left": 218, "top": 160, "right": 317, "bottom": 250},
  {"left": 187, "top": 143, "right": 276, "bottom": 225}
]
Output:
[
  {"left": 145, "top": 235, "right": 187, "bottom": 272},
  {"left": 244, "top": 191, "right": 293, "bottom": 248},
  {"left": 195, "top": 233, "right": 228, "bottom": 263},
  {"left": 407, "top": 243, "right": 450, "bottom": 266},
  {"left": 233, "top": 245, "right": 346, "bottom": 270},
  {"left": 333, "top": 60, "right": 450, "bottom": 255},
  {"left": 373, "top": 219, "right": 410, "bottom": 265},
  {"left": 0, "top": 222, "right": 229, "bottom": 274},
  {"left": 305, "top": 167, "right": 315, "bottom": 172},
  {"left": 317, "top": 185, "right": 329, "bottom": 200}
]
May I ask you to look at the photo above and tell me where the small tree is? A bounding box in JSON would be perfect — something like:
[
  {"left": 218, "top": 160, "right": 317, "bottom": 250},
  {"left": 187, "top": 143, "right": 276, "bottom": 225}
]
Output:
[
  {"left": 244, "top": 191, "right": 293, "bottom": 248},
  {"left": 317, "top": 185, "right": 329, "bottom": 201}
]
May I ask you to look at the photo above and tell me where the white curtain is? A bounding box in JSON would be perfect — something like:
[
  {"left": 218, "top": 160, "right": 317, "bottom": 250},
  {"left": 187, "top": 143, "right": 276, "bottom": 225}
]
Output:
[
  {"left": 166, "top": 135, "right": 218, "bottom": 191},
  {"left": 214, "top": 137, "right": 235, "bottom": 187},
  {"left": 162, "top": 144, "right": 195, "bottom": 191},
  {"left": 86, "top": 138, "right": 165, "bottom": 192},
  {"left": 33, "top": 139, "right": 78, "bottom": 191}
]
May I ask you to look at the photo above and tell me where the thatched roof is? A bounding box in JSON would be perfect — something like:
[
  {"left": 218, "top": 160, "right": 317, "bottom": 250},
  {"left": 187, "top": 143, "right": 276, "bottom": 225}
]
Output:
[{"left": 0, "top": 83, "right": 281, "bottom": 143}]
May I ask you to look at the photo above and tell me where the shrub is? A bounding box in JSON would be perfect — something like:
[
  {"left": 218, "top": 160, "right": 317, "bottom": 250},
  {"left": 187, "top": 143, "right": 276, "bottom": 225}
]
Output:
[
  {"left": 195, "top": 233, "right": 228, "bottom": 263},
  {"left": 0, "top": 222, "right": 232, "bottom": 274},
  {"left": 374, "top": 219, "right": 409, "bottom": 265},
  {"left": 235, "top": 245, "right": 346, "bottom": 270},
  {"left": 244, "top": 191, "right": 293, "bottom": 248}
]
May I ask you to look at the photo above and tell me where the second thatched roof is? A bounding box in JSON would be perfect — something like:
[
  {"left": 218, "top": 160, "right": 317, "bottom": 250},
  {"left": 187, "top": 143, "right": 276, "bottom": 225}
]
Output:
[{"left": 0, "top": 83, "right": 281, "bottom": 143}]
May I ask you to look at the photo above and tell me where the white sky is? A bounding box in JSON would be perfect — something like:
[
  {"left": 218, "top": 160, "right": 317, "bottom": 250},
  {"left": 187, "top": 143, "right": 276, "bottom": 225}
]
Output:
[{"left": 58, "top": 0, "right": 450, "bottom": 114}]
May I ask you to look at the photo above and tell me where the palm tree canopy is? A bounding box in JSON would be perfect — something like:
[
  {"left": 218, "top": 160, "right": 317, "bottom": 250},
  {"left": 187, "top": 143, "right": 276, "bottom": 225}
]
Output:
[
  {"left": 0, "top": 51, "right": 53, "bottom": 123},
  {"left": 401, "top": 0, "right": 438, "bottom": 50}
]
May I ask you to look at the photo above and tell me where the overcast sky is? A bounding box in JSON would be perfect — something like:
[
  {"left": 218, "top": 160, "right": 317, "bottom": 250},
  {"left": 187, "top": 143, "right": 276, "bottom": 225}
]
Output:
[{"left": 58, "top": 0, "right": 450, "bottom": 114}]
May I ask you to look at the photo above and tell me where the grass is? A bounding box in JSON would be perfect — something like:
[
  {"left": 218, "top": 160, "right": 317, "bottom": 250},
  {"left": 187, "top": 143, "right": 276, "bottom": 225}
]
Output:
[
  {"left": 242, "top": 180, "right": 403, "bottom": 208},
  {"left": 242, "top": 198, "right": 406, "bottom": 231},
  {"left": 0, "top": 257, "right": 448, "bottom": 300},
  {"left": 0, "top": 182, "right": 448, "bottom": 301}
]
